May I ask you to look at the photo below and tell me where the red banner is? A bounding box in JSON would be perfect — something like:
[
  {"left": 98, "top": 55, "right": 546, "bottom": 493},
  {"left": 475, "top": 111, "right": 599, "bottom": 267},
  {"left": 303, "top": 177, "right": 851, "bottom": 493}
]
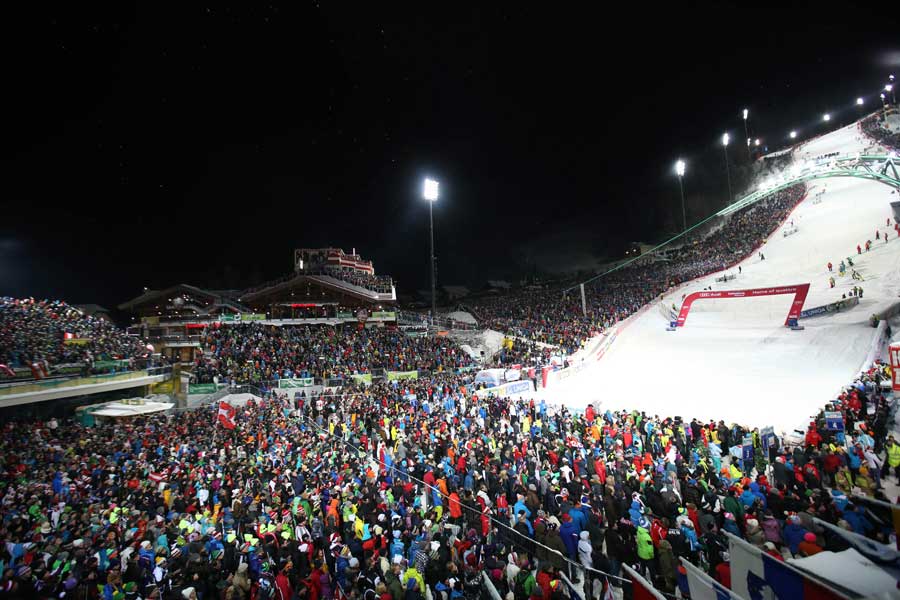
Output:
[
  {"left": 890, "top": 343, "right": 900, "bottom": 392},
  {"left": 675, "top": 283, "right": 810, "bottom": 327}
]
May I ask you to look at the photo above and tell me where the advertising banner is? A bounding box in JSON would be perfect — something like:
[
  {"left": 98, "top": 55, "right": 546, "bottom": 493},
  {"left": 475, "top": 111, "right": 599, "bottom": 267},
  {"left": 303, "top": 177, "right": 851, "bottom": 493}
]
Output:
[
  {"left": 220, "top": 313, "right": 265, "bottom": 322},
  {"left": 890, "top": 343, "right": 900, "bottom": 393},
  {"left": 93, "top": 359, "right": 131, "bottom": 370},
  {"left": 799, "top": 296, "right": 859, "bottom": 319},
  {"left": 63, "top": 338, "right": 91, "bottom": 345},
  {"left": 278, "top": 377, "right": 315, "bottom": 388},
  {"left": 386, "top": 370, "right": 418, "bottom": 381},
  {"left": 371, "top": 311, "right": 397, "bottom": 319},
  {"left": 676, "top": 283, "right": 810, "bottom": 327},
  {"left": 351, "top": 373, "right": 373, "bottom": 385},
  {"left": 188, "top": 383, "right": 219, "bottom": 394}
]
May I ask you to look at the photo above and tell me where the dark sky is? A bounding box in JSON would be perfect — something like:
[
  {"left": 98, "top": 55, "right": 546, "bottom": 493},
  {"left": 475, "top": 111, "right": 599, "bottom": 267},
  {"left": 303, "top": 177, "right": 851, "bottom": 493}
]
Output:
[{"left": 2, "top": 3, "right": 898, "bottom": 307}]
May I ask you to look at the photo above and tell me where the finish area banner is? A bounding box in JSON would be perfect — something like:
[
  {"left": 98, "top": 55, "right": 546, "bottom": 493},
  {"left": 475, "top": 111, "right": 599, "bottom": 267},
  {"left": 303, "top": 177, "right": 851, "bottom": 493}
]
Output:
[{"left": 675, "top": 283, "right": 810, "bottom": 327}]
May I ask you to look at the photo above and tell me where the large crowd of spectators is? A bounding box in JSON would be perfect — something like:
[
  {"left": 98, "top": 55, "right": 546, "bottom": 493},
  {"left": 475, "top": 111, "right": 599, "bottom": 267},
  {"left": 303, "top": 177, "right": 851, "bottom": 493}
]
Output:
[
  {"left": 321, "top": 268, "right": 394, "bottom": 295},
  {"left": 466, "top": 184, "right": 808, "bottom": 355},
  {"left": 0, "top": 347, "right": 896, "bottom": 600},
  {"left": 0, "top": 298, "right": 145, "bottom": 372},
  {"left": 192, "top": 324, "right": 474, "bottom": 385},
  {"left": 860, "top": 112, "right": 900, "bottom": 152}
]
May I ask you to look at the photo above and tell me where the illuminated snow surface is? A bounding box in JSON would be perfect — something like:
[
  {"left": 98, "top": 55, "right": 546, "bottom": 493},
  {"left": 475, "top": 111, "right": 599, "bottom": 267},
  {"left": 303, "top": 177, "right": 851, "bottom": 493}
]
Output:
[{"left": 542, "top": 122, "right": 900, "bottom": 435}]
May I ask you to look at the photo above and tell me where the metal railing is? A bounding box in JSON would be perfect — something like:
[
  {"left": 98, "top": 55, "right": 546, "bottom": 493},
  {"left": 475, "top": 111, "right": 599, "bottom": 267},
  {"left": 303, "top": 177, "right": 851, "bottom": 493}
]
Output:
[{"left": 0, "top": 366, "right": 172, "bottom": 397}]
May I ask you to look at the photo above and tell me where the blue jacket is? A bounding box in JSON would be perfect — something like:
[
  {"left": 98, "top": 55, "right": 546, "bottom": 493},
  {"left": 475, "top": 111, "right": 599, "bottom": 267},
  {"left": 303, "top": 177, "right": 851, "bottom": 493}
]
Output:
[
  {"left": 783, "top": 523, "right": 807, "bottom": 554},
  {"left": 559, "top": 521, "right": 580, "bottom": 559},
  {"left": 844, "top": 509, "right": 873, "bottom": 535},
  {"left": 628, "top": 500, "right": 643, "bottom": 524},
  {"left": 568, "top": 506, "right": 588, "bottom": 532}
]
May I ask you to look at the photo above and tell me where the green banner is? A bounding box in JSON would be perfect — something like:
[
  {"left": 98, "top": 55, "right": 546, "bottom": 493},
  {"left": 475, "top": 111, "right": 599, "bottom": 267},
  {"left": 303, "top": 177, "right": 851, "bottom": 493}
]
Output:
[
  {"left": 94, "top": 359, "right": 131, "bottom": 370},
  {"left": 337, "top": 311, "right": 353, "bottom": 319},
  {"left": 371, "top": 311, "right": 397, "bottom": 319},
  {"left": 188, "top": 383, "right": 219, "bottom": 394},
  {"left": 220, "top": 313, "right": 265, "bottom": 322},
  {"left": 386, "top": 370, "right": 418, "bottom": 381},
  {"left": 278, "top": 377, "right": 315, "bottom": 388},
  {"left": 351, "top": 373, "right": 372, "bottom": 384}
]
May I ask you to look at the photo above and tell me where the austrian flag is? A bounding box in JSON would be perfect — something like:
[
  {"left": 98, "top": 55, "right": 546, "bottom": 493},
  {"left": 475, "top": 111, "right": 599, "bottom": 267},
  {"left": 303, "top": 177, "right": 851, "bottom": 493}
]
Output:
[{"left": 217, "top": 401, "right": 237, "bottom": 429}]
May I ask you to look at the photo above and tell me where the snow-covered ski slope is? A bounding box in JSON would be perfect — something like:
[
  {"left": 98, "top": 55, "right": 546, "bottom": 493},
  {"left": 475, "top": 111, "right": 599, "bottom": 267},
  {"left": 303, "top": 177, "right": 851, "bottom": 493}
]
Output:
[{"left": 546, "top": 122, "right": 900, "bottom": 434}]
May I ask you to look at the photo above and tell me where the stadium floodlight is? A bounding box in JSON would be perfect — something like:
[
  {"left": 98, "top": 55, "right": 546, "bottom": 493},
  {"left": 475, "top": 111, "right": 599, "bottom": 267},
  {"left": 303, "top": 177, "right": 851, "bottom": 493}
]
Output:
[
  {"left": 746, "top": 137, "right": 751, "bottom": 147},
  {"left": 887, "top": 84, "right": 894, "bottom": 92},
  {"left": 790, "top": 130, "right": 797, "bottom": 139},
  {"left": 423, "top": 177, "right": 439, "bottom": 325},
  {"left": 856, "top": 97, "right": 864, "bottom": 105},
  {"left": 675, "top": 160, "right": 686, "bottom": 232},
  {"left": 423, "top": 178, "right": 439, "bottom": 201},
  {"left": 743, "top": 108, "right": 748, "bottom": 120},
  {"left": 754, "top": 139, "right": 760, "bottom": 146},
  {"left": 823, "top": 113, "right": 831, "bottom": 122},
  {"left": 721, "top": 134, "right": 733, "bottom": 204}
]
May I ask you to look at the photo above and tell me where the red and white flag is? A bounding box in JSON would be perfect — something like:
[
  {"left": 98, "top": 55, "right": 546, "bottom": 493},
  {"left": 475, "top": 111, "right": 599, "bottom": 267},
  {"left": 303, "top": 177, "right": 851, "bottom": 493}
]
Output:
[
  {"left": 148, "top": 471, "right": 167, "bottom": 483},
  {"left": 63, "top": 332, "right": 75, "bottom": 340},
  {"left": 217, "top": 401, "right": 237, "bottom": 430}
]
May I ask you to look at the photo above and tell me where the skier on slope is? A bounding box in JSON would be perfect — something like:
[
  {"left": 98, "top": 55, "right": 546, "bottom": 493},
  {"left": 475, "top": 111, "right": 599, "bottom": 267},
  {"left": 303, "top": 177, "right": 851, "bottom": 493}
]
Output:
[
  {"left": 827, "top": 262, "right": 833, "bottom": 272},
  {"left": 829, "top": 277, "right": 835, "bottom": 289},
  {"left": 857, "top": 244, "right": 862, "bottom": 255}
]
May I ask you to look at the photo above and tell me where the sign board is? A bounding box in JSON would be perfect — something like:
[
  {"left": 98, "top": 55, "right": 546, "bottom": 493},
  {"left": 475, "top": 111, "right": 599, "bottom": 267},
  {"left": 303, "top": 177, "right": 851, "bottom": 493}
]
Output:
[
  {"left": 371, "top": 311, "right": 396, "bottom": 319},
  {"left": 278, "top": 377, "right": 316, "bottom": 388},
  {"left": 741, "top": 434, "right": 754, "bottom": 464},
  {"left": 760, "top": 426, "right": 775, "bottom": 450},
  {"left": 824, "top": 411, "right": 845, "bottom": 431},
  {"left": 350, "top": 373, "right": 373, "bottom": 385},
  {"left": 890, "top": 343, "right": 900, "bottom": 393}
]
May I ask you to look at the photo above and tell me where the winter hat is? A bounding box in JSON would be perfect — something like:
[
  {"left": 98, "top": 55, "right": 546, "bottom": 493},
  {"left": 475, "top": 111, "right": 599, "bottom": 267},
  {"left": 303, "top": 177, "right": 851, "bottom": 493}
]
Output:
[
  {"left": 348, "top": 557, "right": 360, "bottom": 568},
  {"left": 763, "top": 542, "right": 776, "bottom": 551},
  {"left": 182, "top": 587, "right": 196, "bottom": 599},
  {"left": 803, "top": 532, "right": 817, "bottom": 543}
]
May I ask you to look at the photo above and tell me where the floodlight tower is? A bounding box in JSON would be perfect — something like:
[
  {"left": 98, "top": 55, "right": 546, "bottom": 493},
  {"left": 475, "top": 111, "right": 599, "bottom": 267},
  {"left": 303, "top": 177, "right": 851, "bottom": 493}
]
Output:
[
  {"left": 423, "top": 178, "right": 439, "bottom": 325},
  {"left": 675, "top": 159, "right": 686, "bottom": 232},
  {"left": 722, "top": 133, "right": 733, "bottom": 205}
]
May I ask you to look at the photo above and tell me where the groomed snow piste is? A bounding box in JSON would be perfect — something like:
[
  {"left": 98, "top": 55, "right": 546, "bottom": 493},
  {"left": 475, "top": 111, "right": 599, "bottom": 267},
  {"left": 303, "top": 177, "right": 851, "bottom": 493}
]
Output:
[{"left": 545, "top": 121, "right": 900, "bottom": 435}]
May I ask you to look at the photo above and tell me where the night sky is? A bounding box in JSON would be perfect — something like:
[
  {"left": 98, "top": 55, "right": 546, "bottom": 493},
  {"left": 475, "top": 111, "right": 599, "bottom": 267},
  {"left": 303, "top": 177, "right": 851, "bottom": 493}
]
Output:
[{"left": 2, "top": 4, "right": 898, "bottom": 308}]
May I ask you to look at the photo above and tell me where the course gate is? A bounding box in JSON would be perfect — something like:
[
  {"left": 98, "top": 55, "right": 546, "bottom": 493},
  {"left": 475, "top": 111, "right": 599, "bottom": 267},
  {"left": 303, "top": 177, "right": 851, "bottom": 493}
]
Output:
[{"left": 675, "top": 283, "right": 810, "bottom": 327}]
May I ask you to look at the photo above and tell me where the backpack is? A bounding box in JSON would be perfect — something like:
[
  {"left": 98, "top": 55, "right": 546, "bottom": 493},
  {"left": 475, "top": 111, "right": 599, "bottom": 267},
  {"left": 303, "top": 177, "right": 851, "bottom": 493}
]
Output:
[{"left": 514, "top": 571, "right": 531, "bottom": 600}]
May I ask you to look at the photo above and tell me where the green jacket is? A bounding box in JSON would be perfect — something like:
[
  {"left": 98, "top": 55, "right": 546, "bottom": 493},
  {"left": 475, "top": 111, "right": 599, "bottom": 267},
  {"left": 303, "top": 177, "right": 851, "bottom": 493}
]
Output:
[{"left": 637, "top": 526, "right": 654, "bottom": 560}]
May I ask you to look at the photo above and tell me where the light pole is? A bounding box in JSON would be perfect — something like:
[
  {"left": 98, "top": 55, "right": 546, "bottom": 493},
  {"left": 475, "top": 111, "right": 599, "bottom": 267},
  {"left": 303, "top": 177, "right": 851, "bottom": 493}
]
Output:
[
  {"left": 790, "top": 130, "right": 797, "bottom": 140},
  {"left": 722, "top": 133, "right": 733, "bottom": 205},
  {"left": 742, "top": 109, "right": 751, "bottom": 160},
  {"left": 887, "top": 84, "right": 895, "bottom": 105},
  {"left": 675, "top": 159, "right": 686, "bottom": 232},
  {"left": 423, "top": 178, "right": 439, "bottom": 326}
]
